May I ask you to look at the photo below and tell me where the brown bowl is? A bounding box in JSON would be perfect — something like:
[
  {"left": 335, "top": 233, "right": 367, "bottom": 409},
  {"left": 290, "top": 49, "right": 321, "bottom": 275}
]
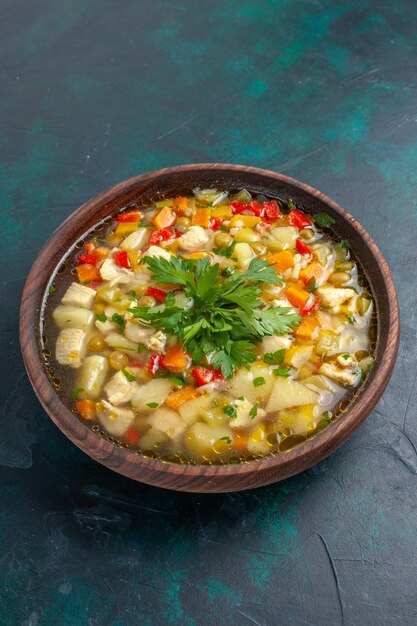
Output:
[{"left": 19, "top": 164, "right": 399, "bottom": 492}]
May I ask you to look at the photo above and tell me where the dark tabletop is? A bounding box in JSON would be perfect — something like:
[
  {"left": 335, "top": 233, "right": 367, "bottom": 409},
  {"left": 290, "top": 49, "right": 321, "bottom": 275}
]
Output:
[{"left": 2, "top": 1, "right": 416, "bottom": 624}]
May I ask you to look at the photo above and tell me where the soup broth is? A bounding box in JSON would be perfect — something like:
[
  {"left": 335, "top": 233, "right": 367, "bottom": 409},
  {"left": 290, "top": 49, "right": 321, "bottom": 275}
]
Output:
[{"left": 45, "top": 188, "right": 375, "bottom": 463}]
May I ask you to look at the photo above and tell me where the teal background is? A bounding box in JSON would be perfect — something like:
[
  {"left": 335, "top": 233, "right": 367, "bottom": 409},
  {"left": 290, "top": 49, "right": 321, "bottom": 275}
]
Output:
[{"left": 1, "top": 1, "right": 417, "bottom": 624}]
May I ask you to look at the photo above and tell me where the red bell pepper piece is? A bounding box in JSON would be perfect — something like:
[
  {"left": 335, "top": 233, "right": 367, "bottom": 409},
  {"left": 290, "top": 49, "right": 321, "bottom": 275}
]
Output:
[
  {"left": 287, "top": 209, "right": 311, "bottom": 229},
  {"left": 117, "top": 210, "right": 142, "bottom": 222},
  {"left": 209, "top": 218, "right": 223, "bottom": 231},
  {"left": 125, "top": 427, "right": 141, "bottom": 445},
  {"left": 192, "top": 366, "right": 225, "bottom": 386},
  {"left": 77, "top": 253, "right": 97, "bottom": 265},
  {"left": 248, "top": 200, "right": 263, "bottom": 216},
  {"left": 263, "top": 200, "right": 283, "bottom": 220},
  {"left": 295, "top": 239, "right": 311, "bottom": 255},
  {"left": 146, "top": 286, "right": 167, "bottom": 303},
  {"left": 148, "top": 227, "right": 180, "bottom": 246},
  {"left": 115, "top": 250, "right": 131, "bottom": 268},
  {"left": 300, "top": 298, "right": 318, "bottom": 316},
  {"left": 230, "top": 201, "right": 248, "bottom": 215},
  {"left": 148, "top": 354, "right": 164, "bottom": 375}
]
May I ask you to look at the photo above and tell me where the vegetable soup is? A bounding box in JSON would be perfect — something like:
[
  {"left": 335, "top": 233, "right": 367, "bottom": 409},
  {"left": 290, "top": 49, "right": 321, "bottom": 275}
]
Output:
[{"left": 45, "top": 188, "right": 375, "bottom": 463}]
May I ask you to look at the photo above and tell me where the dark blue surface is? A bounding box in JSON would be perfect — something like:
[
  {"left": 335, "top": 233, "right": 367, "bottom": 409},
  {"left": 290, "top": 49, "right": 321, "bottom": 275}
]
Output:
[{"left": 1, "top": 1, "right": 417, "bottom": 624}]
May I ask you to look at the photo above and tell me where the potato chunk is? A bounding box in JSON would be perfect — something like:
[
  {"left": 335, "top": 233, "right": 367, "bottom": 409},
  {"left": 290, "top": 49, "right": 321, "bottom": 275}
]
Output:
[
  {"left": 266, "top": 378, "right": 319, "bottom": 412},
  {"left": 76, "top": 355, "right": 109, "bottom": 400},
  {"left": 132, "top": 379, "right": 174, "bottom": 413},
  {"left": 53, "top": 305, "right": 94, "bottom": 331}
]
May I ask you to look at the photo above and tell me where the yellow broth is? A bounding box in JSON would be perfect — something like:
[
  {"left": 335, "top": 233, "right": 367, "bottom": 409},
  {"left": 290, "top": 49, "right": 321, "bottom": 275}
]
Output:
[{"left": 46, "top": 189, "right": 375, "bottom": 463}]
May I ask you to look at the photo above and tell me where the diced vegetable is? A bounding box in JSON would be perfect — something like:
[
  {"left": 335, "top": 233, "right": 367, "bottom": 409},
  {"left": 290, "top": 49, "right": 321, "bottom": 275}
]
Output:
[
  {"left": 117, "top": 211, "right": 142, "bottom": 222},
  {"left": 165, "top": 386, "right": 199, "bottom": 410},
  {"left": 115, "top": 222, "right": 139, "bottom": 235},
  {"left": 192, "top": 206, "right": 210, "bottom": 228},
  {"left": 76, "top": 355, "right": 109, "bottom": 400},
  {"left": 132, "top": 379, "right": 174, "bottom": 412},
  {"left": 267, "top": 378, "right": 319, "bottom": 412},
  {"left": 76, "top": 264, "right": 100, "bottom": 284},
  {"left": 75, "top": 399, "right": 96, "bottom": 420},
  {"left": 285, "top": 285, "right": 310, "bottom": 309},
  {"left": 269, "top": 226, "right": 298, "bottom": 250},
  {"left": 267, "top": 250, "right": 294, "bottom": 271},
  {"left": 295, "top": 317, "right": 320, "bottom": 339},
  {"left": 162, "top": 346, "right": 189, "bottom": 373},
  {"left": 185, "top": 423, "right": 232, "bottom": 461},
  {"left": 53, "top": 305, "right": 94, "bottom": 331},
  {"left": 286, "top": 209, "right": 311, "bottom": 229},
  {"left": 153, "top": 206, "right": 176, "bottom": 229}
]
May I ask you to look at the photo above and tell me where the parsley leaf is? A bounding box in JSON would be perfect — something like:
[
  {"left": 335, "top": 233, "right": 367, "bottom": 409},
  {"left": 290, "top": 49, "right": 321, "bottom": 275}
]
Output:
[
  {"left": 137, "top": 343, "right": 147, "bottom": 353},
  {"left": 72, "top": 387, "right": 84, "bottom": 399},
  {"left": 264, "top": 349, "right": 286, "bottom": 365},
  {"left": 112, "top": 312, "right": 125, "bottom": 332},
  {"left": 273, "top": 367, "right": 292, "bottom": 377},
  {"left": 249, "top": 405, "right": 258, "bottom": 418},
  {"left": 146, "top": 402, "right": 159, "bottom": 408},
  {"left": 218, "top": 436, "right": 232, "bottom": 444},
  {"left": 306, "top": 277, "right": 318, "bottom": 293},
  {"left": 315, "top": 213, "right": 335, "bottom": 228},
  {"left": 347, "top": 315, "right": 356, "bottom": 324},
  {"left": 213, "top": 240, "right": 236, "bottom": 258},
  {"left": 96, "top": 313, "right": 107, "bottom": 323},
  {"left": 253, "top": 377, "right": 266, "bottom": 387},
  {"left": 224, "top": 404, "right": 237, "bottom": 418},
  {"left": 336, "top": 239, "right": 350, "bottom": 251},
  {"left": 122, "top": 368, "right": 136, "bottom": 382},
  {"left": 137, "top": 221, "right": 153, "bottom": 228}
]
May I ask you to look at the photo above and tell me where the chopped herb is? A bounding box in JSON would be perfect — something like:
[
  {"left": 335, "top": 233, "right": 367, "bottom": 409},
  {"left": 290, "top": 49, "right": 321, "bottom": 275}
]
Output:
[
  {"left": 122, "top": 368, "right": 136, "bottom": 382},
  {"left": 322, "top": 411, "right": 332, "bottom": 421},
  {"left": 127, "top": 290, "right": 137, "bottom": 300},
  {"left": 218, "top": 436, "right": 232, "bottom": 444},
  {"left": 112, "top": 345, "right": 135, "bottom": 351},
  {"left": 48, "top": 284, "right": 56, "bottom": 294},
  {"left": 253, "top": 377, "right": 266, "bottom": 387},
  {"left": 221, "top": 266, "right": 234, "bottom": 278},
  {"left": 213, "top": 240, "right": 236, "bottom": 258},
  {"left": 360, "top": 363, "right": 373, "bottom": 381},
  {"left": 306, "top": 277, "right": 318, "bottom": 293},
  {"left": 96, "top": 313, "right": 107, "bottom": 323},
  {"left": 336, "top": 239, "right": 350, "bottom": 251},
  {"left": 112, "top": 312, "right": 125, "bottom": 332},
  {"left": 287, "top": 198, "right": 296, "bottom": 211},
  {"left": 137, "top": 221, "right": 153, "bottom": 228},
  {"left": 113, "top": 297, "right": 122, "bottom": 302},
  {"left": 249, "top": 404, "right": 258, "bottom": 418},
  {"left": 341, "top": 354, "right": 350, "bottom": 360},
  {"left": 347, "top": 315, "right": 356, "bottom": 325},
  {"left": 224, "top": 404, "right": 237, "bottom": 418},
  {"left": 315, "top": 212, "right": 335, "bottom": 228},
  {"left": 264, "top": 349, "right": 286, "bottom": 365},
  {"left": 237, "top": 396, "right": 244, "bottom": 401},
  {"left": 320, "top": 305, "right": 331, "bottom": 311},
  {"left": 72, "top": 387, "right": 84, "bottom": 399},
  {"left": 137, "top": 343, "right": 147, "bottom": 353},
  {"left": 273, "top": 367, "right": 292, "bottom": 377},
  {"left": 154, "top": 369, "right": 186, "bottom": 386},
  {"left": 220, "top": 224, "right": 229, "bottom": 232},
  {"left": 146, "top": 402, "right": 159, "bottom": 408}
]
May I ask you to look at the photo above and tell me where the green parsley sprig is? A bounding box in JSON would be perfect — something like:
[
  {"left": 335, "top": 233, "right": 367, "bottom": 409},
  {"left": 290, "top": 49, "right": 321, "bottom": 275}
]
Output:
[{"left": 128, "top": 256, "right": 301, "bottom": 378}]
